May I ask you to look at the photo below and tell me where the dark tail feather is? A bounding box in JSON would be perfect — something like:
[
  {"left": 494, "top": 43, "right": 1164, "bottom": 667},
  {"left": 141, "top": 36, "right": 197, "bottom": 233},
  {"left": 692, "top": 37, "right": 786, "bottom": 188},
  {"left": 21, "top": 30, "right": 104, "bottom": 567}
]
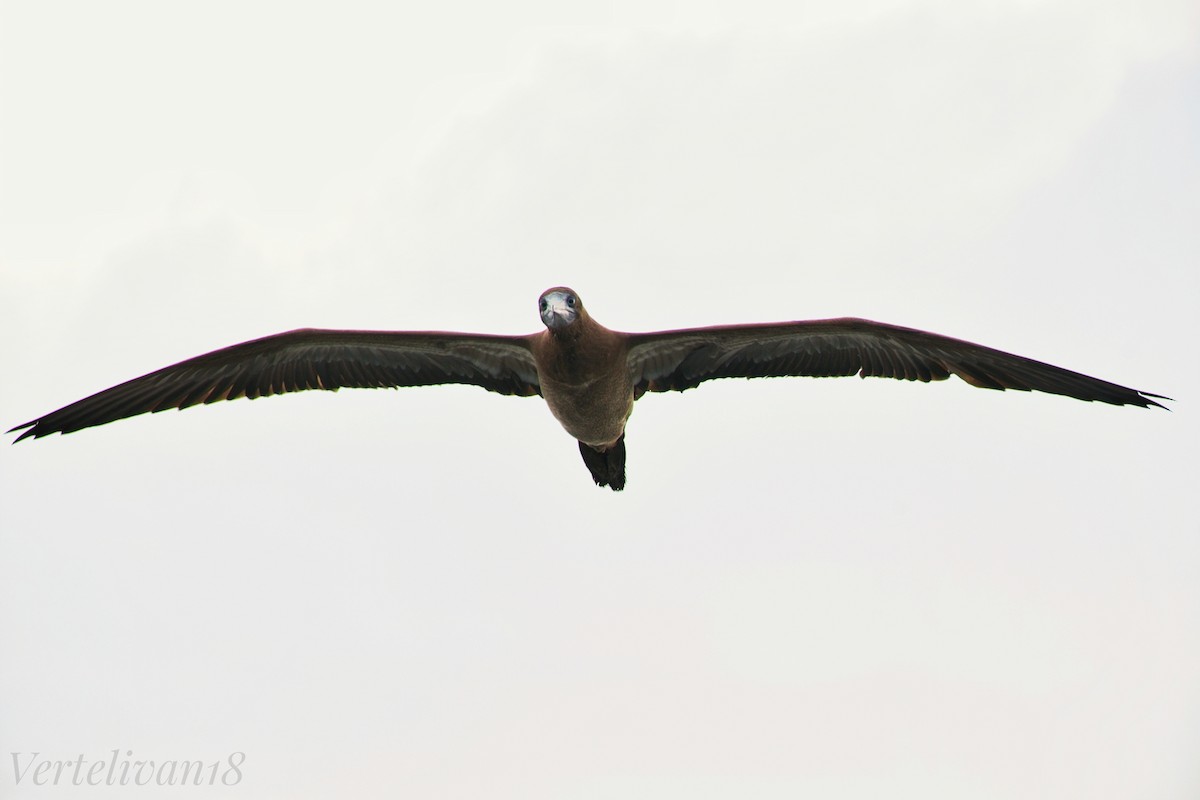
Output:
[{"left": 578, "top": 435, "right": 626, "bottom": 491}]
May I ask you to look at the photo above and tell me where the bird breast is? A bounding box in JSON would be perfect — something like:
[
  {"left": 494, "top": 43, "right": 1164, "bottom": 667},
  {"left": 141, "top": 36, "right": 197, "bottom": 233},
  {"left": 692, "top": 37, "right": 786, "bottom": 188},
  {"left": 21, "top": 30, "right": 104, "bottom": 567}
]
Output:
[{"left": 539, "top": 372, "right": 634, "bottom": 448}]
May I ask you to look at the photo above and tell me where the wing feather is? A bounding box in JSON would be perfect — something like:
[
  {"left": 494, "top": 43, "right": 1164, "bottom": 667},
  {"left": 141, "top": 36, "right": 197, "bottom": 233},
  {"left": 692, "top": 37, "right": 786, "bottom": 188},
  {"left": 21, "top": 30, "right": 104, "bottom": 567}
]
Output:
[
  {"left": 10, "top": 328, "right": 540, "bottom": 441},
  {"left": 627, "top": 318, "right": 1167, "bottom": 408}
]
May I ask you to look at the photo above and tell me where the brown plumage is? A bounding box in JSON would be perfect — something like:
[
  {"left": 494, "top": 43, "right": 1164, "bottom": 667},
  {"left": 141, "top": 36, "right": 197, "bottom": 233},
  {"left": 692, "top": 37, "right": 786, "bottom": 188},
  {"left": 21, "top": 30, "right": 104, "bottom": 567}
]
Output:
[{"left": 9, "top": 286, "right": 1168, "bottom": 490}]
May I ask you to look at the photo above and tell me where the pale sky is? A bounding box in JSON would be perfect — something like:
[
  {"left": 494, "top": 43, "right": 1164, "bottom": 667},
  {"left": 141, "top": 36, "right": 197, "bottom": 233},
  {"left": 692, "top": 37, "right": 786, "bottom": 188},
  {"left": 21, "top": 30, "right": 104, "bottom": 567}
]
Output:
[{"left": 2, "top": 1, "right": 1198, "bottom": 798}]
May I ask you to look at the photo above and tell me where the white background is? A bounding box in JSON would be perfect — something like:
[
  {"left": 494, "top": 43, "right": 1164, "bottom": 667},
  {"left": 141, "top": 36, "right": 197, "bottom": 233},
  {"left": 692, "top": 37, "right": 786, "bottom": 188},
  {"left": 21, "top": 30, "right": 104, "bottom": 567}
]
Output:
[{"left": 2, "top": 1, "right": 1198, "bottom": 798}]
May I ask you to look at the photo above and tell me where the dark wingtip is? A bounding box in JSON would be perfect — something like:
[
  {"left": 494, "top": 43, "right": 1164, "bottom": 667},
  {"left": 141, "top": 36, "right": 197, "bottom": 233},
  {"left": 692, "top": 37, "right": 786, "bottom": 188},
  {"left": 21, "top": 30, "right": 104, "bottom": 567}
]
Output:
[
  {"left": 1139, "top": 391, "right": 1173, "bottom": 411},
  {"left": 7, "top": 421, "right": 38, "bottom": 443}
]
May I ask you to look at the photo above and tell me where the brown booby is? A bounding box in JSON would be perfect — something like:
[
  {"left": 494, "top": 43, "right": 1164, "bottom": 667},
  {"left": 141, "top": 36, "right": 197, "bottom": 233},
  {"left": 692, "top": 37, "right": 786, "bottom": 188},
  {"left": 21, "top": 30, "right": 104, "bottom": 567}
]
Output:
[{"left": 9, "top": 287, "right": 1168, "bottom": 490}]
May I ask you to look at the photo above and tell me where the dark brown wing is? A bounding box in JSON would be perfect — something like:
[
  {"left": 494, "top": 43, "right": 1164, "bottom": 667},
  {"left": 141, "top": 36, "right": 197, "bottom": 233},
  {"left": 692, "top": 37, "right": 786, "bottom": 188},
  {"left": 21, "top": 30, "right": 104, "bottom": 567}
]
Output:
[
  {"left": 10, "top": 328, "right": 541, "bottom": 442},
  {"left": 626, "top": 318, "right": 1168, "bottom": 408}
]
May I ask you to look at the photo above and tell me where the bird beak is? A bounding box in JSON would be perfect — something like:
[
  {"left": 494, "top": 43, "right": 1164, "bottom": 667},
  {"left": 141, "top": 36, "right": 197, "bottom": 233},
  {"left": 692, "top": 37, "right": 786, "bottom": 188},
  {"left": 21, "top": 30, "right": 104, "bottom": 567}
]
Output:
[{"left": 541, "top": 292, "right": 577, "bottom": 330}]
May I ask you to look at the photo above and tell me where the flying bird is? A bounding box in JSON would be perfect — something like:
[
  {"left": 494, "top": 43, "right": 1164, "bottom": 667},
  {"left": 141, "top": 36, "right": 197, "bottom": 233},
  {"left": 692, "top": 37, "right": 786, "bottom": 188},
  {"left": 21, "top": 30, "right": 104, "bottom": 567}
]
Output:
[{"left": 10, "top": 287, "right": 1168, "bottom": 490}]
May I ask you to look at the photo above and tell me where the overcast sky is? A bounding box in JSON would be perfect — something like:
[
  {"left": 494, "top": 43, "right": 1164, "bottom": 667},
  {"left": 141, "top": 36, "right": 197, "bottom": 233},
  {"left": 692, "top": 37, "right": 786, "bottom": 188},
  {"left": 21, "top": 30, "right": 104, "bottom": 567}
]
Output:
[{"left": 2, "top": 1, "right": 1198, "bottom": 798}]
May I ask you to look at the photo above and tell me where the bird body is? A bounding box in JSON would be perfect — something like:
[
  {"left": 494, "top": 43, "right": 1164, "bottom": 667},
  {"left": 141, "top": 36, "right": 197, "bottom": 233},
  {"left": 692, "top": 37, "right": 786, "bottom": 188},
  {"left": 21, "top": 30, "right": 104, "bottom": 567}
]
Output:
[
  {"left": 531, "top": 289, "right": 633, "bottom": 450},
  {"left": 10, "top": 287, "right": 1168, "bottom": 491}
]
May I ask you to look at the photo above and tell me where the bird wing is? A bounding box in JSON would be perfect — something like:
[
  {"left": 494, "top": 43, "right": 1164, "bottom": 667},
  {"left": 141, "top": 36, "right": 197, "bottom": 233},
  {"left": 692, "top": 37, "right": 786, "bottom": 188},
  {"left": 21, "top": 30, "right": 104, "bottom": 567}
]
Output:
[
  {"left": 10, "top": 328, "right": 541, "bottom": 441},
  {"left": 625, "top": 318, "right": 1168, "bottom": 408}
]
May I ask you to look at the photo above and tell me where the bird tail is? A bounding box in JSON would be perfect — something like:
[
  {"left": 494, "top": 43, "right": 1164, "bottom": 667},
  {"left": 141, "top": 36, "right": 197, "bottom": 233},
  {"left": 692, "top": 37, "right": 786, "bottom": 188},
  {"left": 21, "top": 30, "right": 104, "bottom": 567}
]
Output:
[{"left": 578, "top": 436, "right": 626, "bottom": 491}]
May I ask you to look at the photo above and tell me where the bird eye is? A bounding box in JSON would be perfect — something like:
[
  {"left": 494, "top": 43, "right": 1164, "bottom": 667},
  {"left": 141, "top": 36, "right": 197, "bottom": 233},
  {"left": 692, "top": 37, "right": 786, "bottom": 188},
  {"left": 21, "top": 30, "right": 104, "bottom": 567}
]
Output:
[
  {"left": 566, "top": 296, "right": 576, "bottom": 307},
  {"left": 539, "top": 299, "right": 548, "bottom": 310}
]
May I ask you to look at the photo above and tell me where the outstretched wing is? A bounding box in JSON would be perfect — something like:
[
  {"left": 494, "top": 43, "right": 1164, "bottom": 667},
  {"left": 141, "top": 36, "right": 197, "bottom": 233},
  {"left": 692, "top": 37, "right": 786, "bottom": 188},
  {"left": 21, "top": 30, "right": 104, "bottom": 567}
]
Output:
[
  {"left": 626, "top": 318, "right": 1168, "bottom": 408},
  {"left": 10, "top": 328, "right": 541, "bottom": 442}
]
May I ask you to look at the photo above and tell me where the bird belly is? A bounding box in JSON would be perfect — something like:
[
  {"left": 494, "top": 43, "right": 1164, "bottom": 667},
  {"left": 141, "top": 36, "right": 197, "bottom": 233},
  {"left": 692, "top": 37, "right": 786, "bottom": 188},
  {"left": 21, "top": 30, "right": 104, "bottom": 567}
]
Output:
[{"left": 540, "top": 375, "right": 633, "bottom": 449}]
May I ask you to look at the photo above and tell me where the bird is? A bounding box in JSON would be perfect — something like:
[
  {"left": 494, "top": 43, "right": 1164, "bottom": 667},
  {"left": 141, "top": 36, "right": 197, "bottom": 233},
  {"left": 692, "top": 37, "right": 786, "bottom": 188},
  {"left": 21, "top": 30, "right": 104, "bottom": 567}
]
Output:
[{"left": 9, "top": 286, "right": 1168, "bottom": 490}]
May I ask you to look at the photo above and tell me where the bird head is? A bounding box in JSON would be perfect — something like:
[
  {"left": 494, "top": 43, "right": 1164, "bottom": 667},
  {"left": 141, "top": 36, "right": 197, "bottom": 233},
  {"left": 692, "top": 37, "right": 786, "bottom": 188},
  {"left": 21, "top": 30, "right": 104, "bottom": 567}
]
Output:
[{"left": 539, "top": 287, "right": 582, "bottom": 332}]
